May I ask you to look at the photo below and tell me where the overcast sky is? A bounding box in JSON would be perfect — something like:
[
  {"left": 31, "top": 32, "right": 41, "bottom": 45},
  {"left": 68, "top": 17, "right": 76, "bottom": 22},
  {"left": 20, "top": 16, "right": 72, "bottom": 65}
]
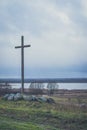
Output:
[{"left": 0, "top": 0, "right": 87, "bottom": 78}]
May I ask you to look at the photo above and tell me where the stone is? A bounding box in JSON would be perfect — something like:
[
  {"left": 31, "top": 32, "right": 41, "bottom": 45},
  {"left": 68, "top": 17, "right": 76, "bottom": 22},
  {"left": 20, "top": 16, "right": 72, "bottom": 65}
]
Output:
[
  {"left": 47, "top": 98, "right": 55, "bottom": 103},
  {"left": 23, "top": 95, "right": 31, "bottom": 101},
  {"left": 31, "top": 95, "right": 38, "bottom": 101},
  {"left": 38, "top": 96, "right": 47, "bottom": 102},
  {"left": 3, "top": 94, "right": 9, "bottom": 100},
  {"left": 2, "top": 94, "right": 55, "bottom": 103},
  {"left": 7, "top": 94, "right": 15, "bottom": 101},
  {"left": 14, "top": 93, "right": 23, "bottom": 101}
]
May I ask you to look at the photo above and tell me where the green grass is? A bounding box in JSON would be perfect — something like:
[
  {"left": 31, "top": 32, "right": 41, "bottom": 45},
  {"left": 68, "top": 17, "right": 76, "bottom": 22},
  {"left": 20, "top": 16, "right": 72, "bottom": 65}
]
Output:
[
  {"left": 0, "top": 116, "right": 44, "bottom": 130},
  {"left": 0, "top": 97, "right": 87, "bottom": 130}
]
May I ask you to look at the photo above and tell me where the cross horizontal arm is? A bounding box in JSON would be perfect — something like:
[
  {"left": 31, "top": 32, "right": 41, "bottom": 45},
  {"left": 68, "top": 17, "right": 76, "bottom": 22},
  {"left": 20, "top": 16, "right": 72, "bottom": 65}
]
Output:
[
  {"left": 15, "top": 45, "right": 31, "bottom": 49},
  {"left": 23, "top": 45, "right": 31, "bottom": 48}
]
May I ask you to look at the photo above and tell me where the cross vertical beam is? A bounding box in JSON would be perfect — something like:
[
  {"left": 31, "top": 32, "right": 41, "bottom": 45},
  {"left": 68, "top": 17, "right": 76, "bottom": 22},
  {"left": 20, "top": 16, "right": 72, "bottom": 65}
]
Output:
[
  {"left": 15, "top": 36, "right": 31, "bottom": 94},
  {"left": 21, "top": 36, "right": 24, "bottom": 93}
]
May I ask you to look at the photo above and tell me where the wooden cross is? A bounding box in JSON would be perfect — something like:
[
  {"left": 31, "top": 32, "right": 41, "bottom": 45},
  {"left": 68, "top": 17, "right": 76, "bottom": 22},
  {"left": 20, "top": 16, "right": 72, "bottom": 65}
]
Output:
[{"left": 15, "top": 36, "right": 31, "bottom": 94}]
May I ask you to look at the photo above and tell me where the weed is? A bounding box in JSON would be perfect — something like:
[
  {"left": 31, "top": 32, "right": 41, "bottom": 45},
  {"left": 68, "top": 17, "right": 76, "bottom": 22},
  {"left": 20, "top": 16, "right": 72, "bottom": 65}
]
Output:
[{"left": 0, "top": 97, "right": 87, "bottom": 130}]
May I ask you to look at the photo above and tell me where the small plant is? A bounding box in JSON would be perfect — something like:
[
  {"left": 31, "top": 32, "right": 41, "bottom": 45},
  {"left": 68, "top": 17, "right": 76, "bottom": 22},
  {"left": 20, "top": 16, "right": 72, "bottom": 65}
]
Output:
[{"left": 0, "top": 96, "right": 87, "bottom": 130}]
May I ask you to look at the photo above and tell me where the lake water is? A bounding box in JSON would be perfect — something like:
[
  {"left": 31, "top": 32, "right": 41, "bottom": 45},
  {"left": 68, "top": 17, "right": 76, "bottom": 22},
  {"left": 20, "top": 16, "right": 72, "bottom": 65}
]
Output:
[{"left": 11, "top": 83, "right": 87, "bottom": 90}]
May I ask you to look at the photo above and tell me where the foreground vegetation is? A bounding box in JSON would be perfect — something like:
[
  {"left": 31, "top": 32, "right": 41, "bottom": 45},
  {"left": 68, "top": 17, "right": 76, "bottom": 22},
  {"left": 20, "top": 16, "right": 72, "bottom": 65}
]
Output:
[{"left": 0, "top": 96, "right": 87, "bottom": 130}]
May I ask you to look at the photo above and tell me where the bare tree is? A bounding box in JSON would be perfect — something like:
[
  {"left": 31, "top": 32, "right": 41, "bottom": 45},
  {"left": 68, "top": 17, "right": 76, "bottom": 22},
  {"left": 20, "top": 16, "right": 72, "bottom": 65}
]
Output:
[
  {"left": 29, "top": 83, "right": 44, "bottom": 95},
  {"left": 47, "top": 83, "right": 59, "bottom": 95},
  {"left": 0, "top": 83, "right": 12, "bottom": 96}
]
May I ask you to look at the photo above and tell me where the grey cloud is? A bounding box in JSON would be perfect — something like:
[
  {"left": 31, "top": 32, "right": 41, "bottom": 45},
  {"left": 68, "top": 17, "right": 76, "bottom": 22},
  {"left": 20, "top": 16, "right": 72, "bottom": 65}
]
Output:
[{"left": 0, "top": 0, "right": 87, "bottom": 76}]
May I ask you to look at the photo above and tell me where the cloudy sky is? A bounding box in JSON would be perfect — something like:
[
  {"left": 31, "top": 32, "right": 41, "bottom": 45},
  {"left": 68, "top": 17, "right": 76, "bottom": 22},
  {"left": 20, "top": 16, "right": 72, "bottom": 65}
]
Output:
[{"left": 0, "top": 0, "right": 87, "bottom": 78}]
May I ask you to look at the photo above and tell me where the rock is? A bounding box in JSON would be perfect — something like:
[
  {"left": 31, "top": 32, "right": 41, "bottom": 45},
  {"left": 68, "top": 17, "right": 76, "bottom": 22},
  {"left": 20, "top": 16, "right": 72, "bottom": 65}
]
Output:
[
  {"left": 23, "top": 95, "right": 31, "bottom": 101},
  {"left": 38, "top": 96, "right": 47, "bottom": 102},
  {"left": 23, "top": 95, "right": 38, "bottom": 101},
  {"left": 3, "top": 94, "right": 9, "bottom": 100},
  {"left": 3, "top": 93, "right": 23, "bottom": 101},
  {"left": 7, "top": 94, "right": 15, "bottom": 101},
  {"left": 30, "top": 95, "right": 38, "bottom": 101},
  {"left": 47, "top": 98, "right": 55, "bottom": 103},
  {"left": 2, "top": 94, "right": 55, "bottom": 103},
  {"left": 80, "top": 103, "right": 87, "bottom": 109},
  {"left": 14, "top": 93, "right": 23, "bottom": 101}
]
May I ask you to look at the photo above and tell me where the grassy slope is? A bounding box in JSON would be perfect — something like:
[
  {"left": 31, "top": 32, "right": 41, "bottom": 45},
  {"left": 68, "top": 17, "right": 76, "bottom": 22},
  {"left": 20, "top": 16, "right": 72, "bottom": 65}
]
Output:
[{"left": 0, "top": 97, "right": 87, "bottom": 130}]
